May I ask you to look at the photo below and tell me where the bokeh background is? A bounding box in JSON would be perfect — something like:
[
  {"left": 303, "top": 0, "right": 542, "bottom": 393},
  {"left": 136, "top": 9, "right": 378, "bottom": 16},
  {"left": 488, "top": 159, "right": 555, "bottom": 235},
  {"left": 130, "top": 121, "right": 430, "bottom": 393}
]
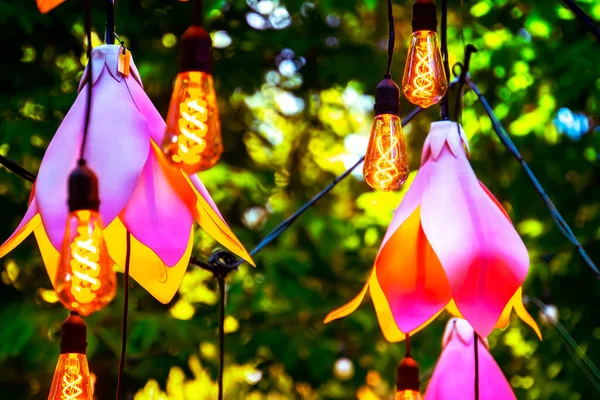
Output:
[{"left": 0, "top": 0, "right": 599, "bottom": 399}]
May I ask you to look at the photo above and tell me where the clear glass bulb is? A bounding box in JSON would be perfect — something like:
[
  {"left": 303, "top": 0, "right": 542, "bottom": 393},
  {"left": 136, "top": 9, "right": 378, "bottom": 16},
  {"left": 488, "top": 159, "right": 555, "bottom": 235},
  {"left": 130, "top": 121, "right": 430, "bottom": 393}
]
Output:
[
  {"left": 395, "top": 390, "right": 422, "bottom": 400},
  {"left": 363, "top": 114, "right": 409, "bottom": 192},
  {"left": 48, "top": 353, "right": 93, "bottom": 400},
  {"left": 402, "top": 30, "right": 448, "bottom": 108},
  {"left": 162, "top": 71, "right": 223, "bottom": 173},
  {"left": 55, "top": 210, "right": 116, "bottom": 316}
]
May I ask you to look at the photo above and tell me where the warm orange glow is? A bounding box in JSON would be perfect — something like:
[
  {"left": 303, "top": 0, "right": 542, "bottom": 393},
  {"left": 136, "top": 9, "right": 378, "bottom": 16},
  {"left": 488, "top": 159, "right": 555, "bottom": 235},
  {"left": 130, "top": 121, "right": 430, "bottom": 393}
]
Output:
[
  {"left": 363, "top": 114, "right": 409, "bottom": 192},
  {"left": 395, "top": 390, "right": 422, "bottom": 400},
  {"left": 402, "top": 30, "right": 447, "bottom": 108},
  {"left": 55, "top": 210, "right": 116, "bottom": 316},
  {"left": 163, "top": 71, "right": 223, "bottom": 173},
  {"left": 48, "top": 353, "right": 93, "bottom": 400}
]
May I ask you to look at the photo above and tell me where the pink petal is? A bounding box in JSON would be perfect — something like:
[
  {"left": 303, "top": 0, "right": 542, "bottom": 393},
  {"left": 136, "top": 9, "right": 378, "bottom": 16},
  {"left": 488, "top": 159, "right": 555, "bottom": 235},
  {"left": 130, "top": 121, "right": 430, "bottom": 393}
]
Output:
[
  {"left": 420, "top": 126, "right": 528, "bottom": 337},
  {"left": 188, "top": 174, "right": 224, "bottom": 220},
  {"left": 425, "top": 320, "right": 516, "bottom": 400},
  {"left": 122, "top": 147, "right": 193, "bottom": 267},
  {"left": 36, "top": 49, "right": 150, "bottom": 249}
]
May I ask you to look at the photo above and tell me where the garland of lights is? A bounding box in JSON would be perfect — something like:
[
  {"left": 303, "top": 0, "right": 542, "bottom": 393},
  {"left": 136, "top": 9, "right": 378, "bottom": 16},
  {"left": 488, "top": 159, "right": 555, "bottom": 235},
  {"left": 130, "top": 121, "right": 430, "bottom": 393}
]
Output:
[{"left": 0, "top": 0, "right": 598, "bottom": 399}]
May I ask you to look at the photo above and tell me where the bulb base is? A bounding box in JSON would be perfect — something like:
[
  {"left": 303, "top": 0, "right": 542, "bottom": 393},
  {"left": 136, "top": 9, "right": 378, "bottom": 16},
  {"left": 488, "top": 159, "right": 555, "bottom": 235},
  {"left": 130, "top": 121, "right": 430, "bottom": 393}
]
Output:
[
  {"left": 412, "top": 0, "right": 437, "bottom": 32},
  {"left": 68, "top": 162, "right": 100, "bottom": 212},
  {"left": 396, "top": 357, "right": 420, "bottom": 392},
  {"left": 179, "top": 25, "right": 213, "bottom": 74},
  {"left": 60, "top": 312, "right": 88, "bottom": 355},
  {"left": 374, "top": 77, "right": 401, "bottom": 116}
]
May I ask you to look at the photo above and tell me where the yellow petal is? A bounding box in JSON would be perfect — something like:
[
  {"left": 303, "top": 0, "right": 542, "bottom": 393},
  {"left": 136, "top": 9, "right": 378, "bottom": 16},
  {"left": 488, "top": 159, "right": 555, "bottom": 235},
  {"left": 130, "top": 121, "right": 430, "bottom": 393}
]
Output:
[
  {"left": 369, "top": 270, "right": 406, "bottom": 342},
  {"left": 0, "top": 214, "right": 41, "bottom": 259},
  {"left": 105, "top": 218, "right": 192, "bottom": 304},
  {"left": 33, "top": 223, "right": 59, "bottom": 287},
  {"left": 324, "top": 270, "right": 372, "bottom": 324},
  {"left": 512, "top": 288, "right": 543, "bottom": 340},
  {"left": 446, "top": 299, "right": 465, "bottom": 319}
]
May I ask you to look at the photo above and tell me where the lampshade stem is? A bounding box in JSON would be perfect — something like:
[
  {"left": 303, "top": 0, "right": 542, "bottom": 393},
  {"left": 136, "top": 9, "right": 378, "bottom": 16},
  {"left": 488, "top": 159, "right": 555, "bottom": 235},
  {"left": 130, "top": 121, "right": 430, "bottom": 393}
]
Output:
[
  {"left": 105, "top": 0, "right": 115, "bottom": 44},
  {"left": 116, "top": 232, "right": 132, "bottom": 400},
  {"left": 440, "top": 0, "right": 451, "bottom": 120},
  {"left": 474, "top": 332, "right": 480, "bottom": 400}
]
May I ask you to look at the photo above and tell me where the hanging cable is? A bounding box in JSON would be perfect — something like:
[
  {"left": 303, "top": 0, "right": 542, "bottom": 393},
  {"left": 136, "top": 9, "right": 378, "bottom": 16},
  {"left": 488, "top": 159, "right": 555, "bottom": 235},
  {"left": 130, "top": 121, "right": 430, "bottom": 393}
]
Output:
[
  {"left": 217, "top": 271, "right": 226, "bottom": 400},
  {"left": 385, "top": 0, "right": 395, "bottom": 77},
  {"left": 560, "top": 0, "right": 600, "bottom": 43},
  {"left": 193, "top": 0, "right": 203, "bottom": 26},
  {"left": 466, "top": 77, "right": 600, "bottom": 278},
  {"left": 474, "top": 332, "right": 480, "bottom": 400},
  {"left": 0, "top": 155, "right": 36, "bottom": 182},
  {"left": 116, "top": 232, "right": 132, "bottom": 400},
  {"left": 528, "top": 297, "right": 600, "bottom": 391},
  {"left": 440, "top": 0, "right": 451, "bottom": 120},
  {"left": 453, "top": 44, "right": 477, "bottom": 122},
  {"left": 79, "top": 0, "right": 94, "bottom": 163},
  {"left": 106, "top": 0, "right": 115, "bottom": 45}
]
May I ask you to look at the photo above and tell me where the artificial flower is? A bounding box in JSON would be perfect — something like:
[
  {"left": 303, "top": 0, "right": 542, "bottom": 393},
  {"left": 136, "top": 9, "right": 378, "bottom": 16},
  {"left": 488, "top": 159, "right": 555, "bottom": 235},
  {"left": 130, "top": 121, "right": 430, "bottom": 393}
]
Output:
[
  {"left": 0, "top": 45, "right": 253, "bottom": 303},
  {"left": 325, "top": 121, "right": 540, "bottom": 340}
]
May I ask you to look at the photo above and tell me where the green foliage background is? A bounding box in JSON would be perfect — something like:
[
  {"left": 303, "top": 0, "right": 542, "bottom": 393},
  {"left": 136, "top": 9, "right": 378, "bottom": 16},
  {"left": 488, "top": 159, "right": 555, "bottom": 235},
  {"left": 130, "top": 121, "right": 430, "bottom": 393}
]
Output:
[{"left": 0, "top": 0, "right": 599, "bottom": 399}]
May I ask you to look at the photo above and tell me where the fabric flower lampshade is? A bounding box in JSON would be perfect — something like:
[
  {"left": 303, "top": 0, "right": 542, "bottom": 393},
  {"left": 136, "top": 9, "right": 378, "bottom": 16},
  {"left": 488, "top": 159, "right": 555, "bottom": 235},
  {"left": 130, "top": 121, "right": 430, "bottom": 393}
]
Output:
[
  {"left": 326, "top": 121, "right": 541, "bottom": 341},
  {"left": 37, "top": 0, "right": 66, "bottom": 13},
  {"left": 425, "top": 318, "right": 517, "bottom": 400},
  {"left": 0, "top": 45, "right": 254, "bottom": 304}
]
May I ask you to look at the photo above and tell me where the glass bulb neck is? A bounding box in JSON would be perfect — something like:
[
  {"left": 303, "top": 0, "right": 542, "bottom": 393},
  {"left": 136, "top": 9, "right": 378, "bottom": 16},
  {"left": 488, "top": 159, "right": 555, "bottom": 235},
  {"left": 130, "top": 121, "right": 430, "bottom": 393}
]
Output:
[
  {"left": 374, "top": 77, "right": 401, "bottom": 116},
  {"left": 396, "top": 357, "right": 420, "bottom": 392},
  {"left": 68, "top": 163, "right": 100, "bottom": 212},
  {"left": 412, "top": 0, "right": 437, "bottom": 32},
  {"left": 60, "top": 312, "right": 88, "bottom": 355},
  {"left": 179, "top": 25, "right": 213, "bottom": 74}
]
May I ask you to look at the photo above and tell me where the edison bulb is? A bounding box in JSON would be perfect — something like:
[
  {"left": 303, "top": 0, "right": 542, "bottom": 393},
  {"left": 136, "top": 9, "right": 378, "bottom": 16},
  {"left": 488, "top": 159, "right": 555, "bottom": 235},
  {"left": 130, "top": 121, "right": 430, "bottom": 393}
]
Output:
[
  {"left": 48, "top": 353, "right": 93, "bottom": 400},
  {"left": 395, "top": 390, "right": 422, "bottom": 400},
  {"left": 55, "top": 210, "right": 116, "bottom": 316},
  {"left": 162, "top": 71, "right": 223, "bottom": 173},
  {"left": 363, "top": 114, "right": 409, "bottom": 191},
  {"left": 402, "top": 30, "right": 447, "bottom": 108}
]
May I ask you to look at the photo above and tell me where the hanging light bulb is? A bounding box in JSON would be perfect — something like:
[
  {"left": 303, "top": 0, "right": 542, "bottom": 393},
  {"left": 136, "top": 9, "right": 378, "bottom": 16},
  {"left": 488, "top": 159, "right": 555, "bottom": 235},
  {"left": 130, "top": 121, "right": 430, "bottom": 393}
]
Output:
[
  {"left": 48, "top": 312, "right": 93, "bottom": 400},
  {"left": 402, "top": 0, "right": 447, "bottom": 108},
  {"left": 363, "top": 77, "right": 409, "bottom": 191},
  {"left": 395, "top": 356, "right": 422, "bottom": 400},
  {"left": 162, "top": 8, "right": 223, "bottom": 174},
  {"left": 55, "top": 162, "right": 116, "bottom": 316}
]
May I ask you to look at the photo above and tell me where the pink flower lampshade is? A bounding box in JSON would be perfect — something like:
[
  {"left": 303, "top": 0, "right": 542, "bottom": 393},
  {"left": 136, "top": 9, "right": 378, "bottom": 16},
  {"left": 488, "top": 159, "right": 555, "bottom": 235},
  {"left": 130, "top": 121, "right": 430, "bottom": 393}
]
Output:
[
  {"left": 425, "top": 318, "right": 517, "bottom": 400},
  {"left": 0, "top": 45, "right": 254, "bottom": 304},
  {"left": 326, "top": 121, "right": 541, "bottom": 341}
]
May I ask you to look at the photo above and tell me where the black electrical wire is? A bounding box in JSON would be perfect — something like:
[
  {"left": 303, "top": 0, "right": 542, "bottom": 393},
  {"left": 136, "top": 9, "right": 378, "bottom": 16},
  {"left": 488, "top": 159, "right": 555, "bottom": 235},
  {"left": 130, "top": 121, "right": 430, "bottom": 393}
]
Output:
[
  {"left": 105, "top": 0, "right": 115, "bottom": 45},
  {"left": 116, "top": 232, "right": 132, "bottom": 400},
  {"left": 217, "top": 272, "right": 226, "bottom": 400},
  {"left": 474, "top": 333, "right": 480, "bottom": 400},
  {"left": 193, "top": 0, "right": 203, "bottom": 26},
  {"left": 560, "top": 0, "right": 600, "bottom": 43},
  {"left": 79, "top": 0, "right": 94, "bottom": 163},
  {"left": 440, "top": 0, "right": 451, "bottom": 120},
  {"left": 385, "top": 0, "right": 395, "bottom": 77},
  {"left": 466, "top": 78, "right": 600, "bottom": 279},
  {"left": 0, "top": 154, "right": 36, "bottom": 183}
]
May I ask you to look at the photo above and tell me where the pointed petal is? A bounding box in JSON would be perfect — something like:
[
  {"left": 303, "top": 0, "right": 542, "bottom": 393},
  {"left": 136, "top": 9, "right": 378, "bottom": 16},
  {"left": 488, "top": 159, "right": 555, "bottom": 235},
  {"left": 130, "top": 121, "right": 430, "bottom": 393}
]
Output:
[
  {"left": 37, "top": 0, "right": 66, "bottom": 13},
  {"left": 104, "top": 218, "right": 192, "bottom": 303},
  {"left": 122, "top": 146, "right": 193, "bottom": 266},
  {"left": 425, "top": 327, "right": 516, "bottom": 400},
  {"left": 188, "top": 174, "right": 224, "bottom": 220},
  {"left": 495, "top": 288, "right": 542, "bottom": 340},
  {"left": 369, "top": 272, "right": 406, "bottom": 342},
  {"left": 36, "top": 56, "right": 150, "bottom": 250},
  {"left": 33, "top": 224, "right": 60, "bottom": 287},
  {"left": 376, "top": 207, "right": 451, "bottom": 332},
  {"left": 0, "top": 200, "right": 40, "bottom": 259},
  {"left": 324, "top": 270, "right": 372, "bottom": 324},
  {"left": 420, "top": 140, "right": 529, "bottom": 337}
]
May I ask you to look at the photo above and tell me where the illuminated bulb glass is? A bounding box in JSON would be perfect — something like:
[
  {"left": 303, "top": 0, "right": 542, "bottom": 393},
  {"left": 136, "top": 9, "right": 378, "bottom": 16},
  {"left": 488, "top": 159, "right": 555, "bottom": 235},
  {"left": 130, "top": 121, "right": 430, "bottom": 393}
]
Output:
[
  {"left": 48, "top": 353, "right": 93, "bottom": 400},
  {"left": 402, "top": 30, "right": 447, "bottom": 108},
  {"left": 363, "top": 114, "right": 409, "bottom": 192},
  {"left": 55, "top": 210, "right": 116, "bottom": 316},
  {"left": 163, "top": 71, "right": 223, "bottom": 173},
  {"left": 395, "top": 390, "right": 422, "bottom": 400}
]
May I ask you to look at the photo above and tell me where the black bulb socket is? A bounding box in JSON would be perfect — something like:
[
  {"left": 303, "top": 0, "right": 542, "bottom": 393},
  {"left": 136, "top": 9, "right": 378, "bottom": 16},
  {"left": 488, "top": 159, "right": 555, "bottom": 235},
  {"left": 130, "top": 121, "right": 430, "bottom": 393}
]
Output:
[
  {"left": 60, "top": 312, "right": 87, "bottom": 355},
  {"left": 179, "top": 24, "right": 213, "bottom": 74},
  {"left": 68, "top": 161, "right": 100, "bottom": 212},
  {"left": 396, "top": 356, "right": 420, "bottom": 392},
  {"left": 412, "top": 0, "right": 438, "bottom": 32},
  {"left": 374, "top": 77, "right": 401, "bottom": 116}
]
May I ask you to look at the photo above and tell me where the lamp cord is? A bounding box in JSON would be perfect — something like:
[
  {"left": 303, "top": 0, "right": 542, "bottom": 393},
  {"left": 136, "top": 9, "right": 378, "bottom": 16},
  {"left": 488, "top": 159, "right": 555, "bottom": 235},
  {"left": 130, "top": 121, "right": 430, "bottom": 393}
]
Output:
[
  {"left": 79, "top": 0, "right": 94, "bottom": 163},
  {"left": 193, "top": 0, "right": 203, "bottom": 26},
  {"left": 116, "top": 232, "right": 132, "bottom": 400},
  {"left": 474, "top": 332, "right": 480, "bottom": 400},
  {"left": 440, "top": 0, "right": 451, "bottom": 120},
  {"left": 385, "top": 0, "right": 395, "bottom": 77},
  {"left": 560, "top": 0, "right": 600, "bottom": 42},
  {"left": 217, "top": 272, "right": 226, "bottom": 400}
]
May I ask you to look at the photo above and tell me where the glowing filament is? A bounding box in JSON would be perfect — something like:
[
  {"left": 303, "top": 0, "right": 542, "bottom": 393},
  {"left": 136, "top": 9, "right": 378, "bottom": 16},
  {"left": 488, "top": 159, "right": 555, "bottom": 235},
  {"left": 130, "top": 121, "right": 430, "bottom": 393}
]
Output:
[
  {"left": 69, "top": 225, "right": 102, "bottom": 304},
  {"left": 410, "top": 43, "right": 435, "bottom": 99},
  {"left": 61, "top": 359, "right": 83, "bottom": 400},
  {"left": 174, "top": 91, "right": 208, "bottom": 165},
  {"left": 374, "top": 135, "right": 400, "bottom": 188}
]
